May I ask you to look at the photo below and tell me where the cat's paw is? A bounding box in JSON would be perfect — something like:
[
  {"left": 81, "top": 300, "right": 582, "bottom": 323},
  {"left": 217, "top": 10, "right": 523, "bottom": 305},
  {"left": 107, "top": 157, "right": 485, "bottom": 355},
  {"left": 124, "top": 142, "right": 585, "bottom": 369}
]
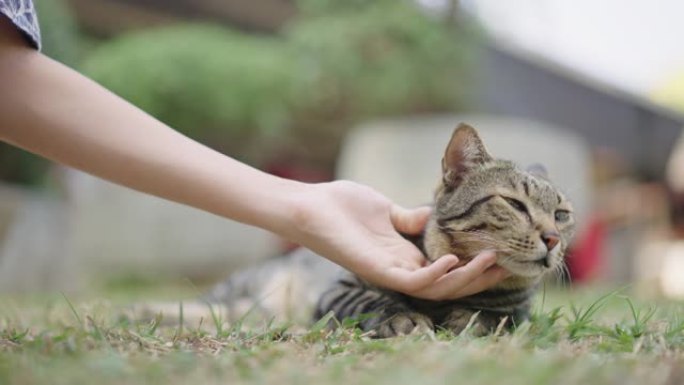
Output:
[
  {"left": 441, "top": 310, "right": 496, "bottom": 337},
  {"left": 374, "top": 312, "right": 434, "bottom": 338}
]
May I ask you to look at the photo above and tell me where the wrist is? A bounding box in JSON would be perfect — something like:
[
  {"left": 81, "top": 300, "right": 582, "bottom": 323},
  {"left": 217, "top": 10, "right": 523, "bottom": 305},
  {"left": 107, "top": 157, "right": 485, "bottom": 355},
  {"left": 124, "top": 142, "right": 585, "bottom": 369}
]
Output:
[
  {"left": 266, "top": 180, "right": 379, "bottom": 271},
  {"left": 264, "top": 181, "right": 337, "bottom": 256},
  {"left": 249, "top": 175, "right": 316, "bottom": 241}
]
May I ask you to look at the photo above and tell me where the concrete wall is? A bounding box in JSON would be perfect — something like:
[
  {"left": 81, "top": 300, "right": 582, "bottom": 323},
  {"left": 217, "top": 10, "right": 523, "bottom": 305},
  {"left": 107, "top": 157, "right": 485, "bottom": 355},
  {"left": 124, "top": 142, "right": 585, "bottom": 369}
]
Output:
[
  {"left": 0, "top": 171, "right": 280, "bottom": 292},
  {"left": 0, "top": 185, "right": 76, "bottom": 291},
  {"left": 64, "top": 171, "right": 280, "bottom": 281}
]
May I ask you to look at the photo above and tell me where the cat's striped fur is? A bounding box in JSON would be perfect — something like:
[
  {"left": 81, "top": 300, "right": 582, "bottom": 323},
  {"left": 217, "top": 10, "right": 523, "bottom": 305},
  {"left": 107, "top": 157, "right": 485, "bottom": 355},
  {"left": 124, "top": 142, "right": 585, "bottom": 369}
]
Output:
[{"left": 206, "top": 123, "right": 575, "bottom": 337}]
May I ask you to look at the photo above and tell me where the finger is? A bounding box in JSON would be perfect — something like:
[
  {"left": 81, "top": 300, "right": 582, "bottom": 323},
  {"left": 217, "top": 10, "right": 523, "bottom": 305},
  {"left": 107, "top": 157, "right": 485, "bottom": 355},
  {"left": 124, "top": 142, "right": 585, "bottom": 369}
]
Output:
[
  {"left": 390, "top": 205, "right": 432, "bottom": 235},
  {"left": 386, "top": 254, "right": 459, "bottom": 293},
  {"left": 411, "top": 251, "right": 498, "bottom": 300},
  {"left": 450, "top": 250, "right": 498, "bottom": 278},
  {"left": 446, "top": 266, "right": 510, "bottom": 298}
]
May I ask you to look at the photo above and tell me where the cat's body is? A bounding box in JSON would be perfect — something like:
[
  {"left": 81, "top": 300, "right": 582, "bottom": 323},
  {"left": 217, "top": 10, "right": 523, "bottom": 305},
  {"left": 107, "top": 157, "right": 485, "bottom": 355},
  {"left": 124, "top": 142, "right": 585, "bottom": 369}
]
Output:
[
  {"left": 200, "top": 124, "right": 576, "bottom": 337},
  {"left": 203, "top": 247, "right": 345, "bottom": 324}
]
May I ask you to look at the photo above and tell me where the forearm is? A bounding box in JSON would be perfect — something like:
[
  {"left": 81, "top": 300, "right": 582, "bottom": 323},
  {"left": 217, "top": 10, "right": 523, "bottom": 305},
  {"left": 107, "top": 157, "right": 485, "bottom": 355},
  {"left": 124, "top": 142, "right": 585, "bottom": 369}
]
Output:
[{"left": 0, "top": 28, "right": 305, "bottom": 238}]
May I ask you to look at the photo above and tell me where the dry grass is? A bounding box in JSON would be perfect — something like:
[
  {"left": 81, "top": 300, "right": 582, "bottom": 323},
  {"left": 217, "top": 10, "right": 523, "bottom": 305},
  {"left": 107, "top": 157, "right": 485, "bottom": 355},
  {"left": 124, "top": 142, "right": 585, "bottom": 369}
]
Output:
[{"left": 1, "top": 286, "right": 683, "bottom": 385}]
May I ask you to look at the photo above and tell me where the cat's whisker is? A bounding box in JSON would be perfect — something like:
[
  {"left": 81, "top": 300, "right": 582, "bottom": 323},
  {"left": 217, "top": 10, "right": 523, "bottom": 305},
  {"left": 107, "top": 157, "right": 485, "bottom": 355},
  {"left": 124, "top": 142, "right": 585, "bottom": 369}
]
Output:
[
  {"left": 451, "top": 240, "right": 514, "bottom": 253},
  {"left": 448, "top": 231, "right": 508, "bottom": 245},
  {"left": 559, "top": 262, "right": 572, "bottom": 286},
  {"left": 451, "top": 239, "right": 510, "bottom": 248}
]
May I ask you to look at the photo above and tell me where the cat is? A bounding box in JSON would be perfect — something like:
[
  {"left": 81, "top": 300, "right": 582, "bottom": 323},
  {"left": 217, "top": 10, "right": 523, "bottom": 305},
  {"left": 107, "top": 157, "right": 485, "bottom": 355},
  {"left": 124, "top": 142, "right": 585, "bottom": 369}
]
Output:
[{"left": 200, "top": 123, "right": 576, "bottom": 337}]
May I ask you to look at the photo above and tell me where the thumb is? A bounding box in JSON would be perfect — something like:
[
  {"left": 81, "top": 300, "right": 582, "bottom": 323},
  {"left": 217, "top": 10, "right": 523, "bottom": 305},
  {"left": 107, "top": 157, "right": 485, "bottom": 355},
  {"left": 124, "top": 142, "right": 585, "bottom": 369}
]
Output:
[{"left": 390, "top": 205, "right": 432, "bottom": 235}]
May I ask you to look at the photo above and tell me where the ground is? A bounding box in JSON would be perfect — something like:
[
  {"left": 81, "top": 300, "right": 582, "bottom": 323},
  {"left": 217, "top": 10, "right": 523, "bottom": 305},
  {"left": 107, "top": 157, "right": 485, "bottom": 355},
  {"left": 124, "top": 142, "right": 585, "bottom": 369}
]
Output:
[{"left": 0, "top": 285, "right": 683, "bottom": 385}]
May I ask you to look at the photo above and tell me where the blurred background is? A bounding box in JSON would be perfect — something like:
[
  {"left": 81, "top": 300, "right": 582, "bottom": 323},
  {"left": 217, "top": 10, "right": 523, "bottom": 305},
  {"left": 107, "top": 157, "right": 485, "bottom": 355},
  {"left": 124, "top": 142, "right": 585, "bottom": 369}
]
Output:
[{"left": 1, "top": 0, "right": 684, "bottom": 298}]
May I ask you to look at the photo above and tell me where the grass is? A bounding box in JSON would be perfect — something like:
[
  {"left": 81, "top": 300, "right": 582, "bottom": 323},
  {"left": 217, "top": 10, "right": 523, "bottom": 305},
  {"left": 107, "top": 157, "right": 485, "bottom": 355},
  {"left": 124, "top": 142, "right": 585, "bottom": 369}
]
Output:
[{"left": 0, "top": 287, "right": 683, "bottom": 385}]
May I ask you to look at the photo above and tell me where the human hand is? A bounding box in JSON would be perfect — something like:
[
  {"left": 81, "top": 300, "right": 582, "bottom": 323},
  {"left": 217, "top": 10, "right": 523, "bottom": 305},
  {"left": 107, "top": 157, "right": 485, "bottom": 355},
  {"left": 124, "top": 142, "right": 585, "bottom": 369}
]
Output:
[{"left": 289, "top": 180, "right": 509, "bottom": 300}]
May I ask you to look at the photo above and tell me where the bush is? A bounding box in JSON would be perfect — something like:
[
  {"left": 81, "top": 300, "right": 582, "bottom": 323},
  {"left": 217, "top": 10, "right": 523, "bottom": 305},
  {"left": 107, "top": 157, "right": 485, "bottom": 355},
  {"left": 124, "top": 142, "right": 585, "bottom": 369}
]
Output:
[
  {"left": 79, "top": 2, "right": 481, "bottom": 172},
  {"left": 287, "top": 0, "right": 478, "bottom": 119},
  {"left": 82, "top": 25, "right": 296, "bottom": 163},
  {"left": 35, "top": 0, "right": 82, "bottom": 67}
]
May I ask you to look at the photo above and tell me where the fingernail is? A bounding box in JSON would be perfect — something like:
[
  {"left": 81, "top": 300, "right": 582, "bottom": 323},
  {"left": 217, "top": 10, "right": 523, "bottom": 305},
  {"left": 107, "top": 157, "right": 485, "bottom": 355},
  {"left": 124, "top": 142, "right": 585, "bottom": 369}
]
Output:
[
  {"left": 477, "top": 250, "right": 496, "bottom": 263},
  {"left": 491, "top": 265, "right": 510, "bottom": 277},
  {"left": 438, "top": 254, "right": 458, "bottom": 262}
]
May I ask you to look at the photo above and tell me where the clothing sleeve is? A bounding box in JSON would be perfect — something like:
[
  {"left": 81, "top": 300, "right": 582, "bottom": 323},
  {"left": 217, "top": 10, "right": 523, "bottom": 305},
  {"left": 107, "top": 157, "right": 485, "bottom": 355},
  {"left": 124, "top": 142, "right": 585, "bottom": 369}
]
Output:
[{"left": 0, "top": 0, "right": 41, "bottom": 50}]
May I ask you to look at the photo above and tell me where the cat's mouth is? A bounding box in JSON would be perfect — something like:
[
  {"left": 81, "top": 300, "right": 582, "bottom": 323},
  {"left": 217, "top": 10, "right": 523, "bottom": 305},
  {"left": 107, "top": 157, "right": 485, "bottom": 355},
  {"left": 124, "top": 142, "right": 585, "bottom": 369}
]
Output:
[{"left": 530, "top": 255, "right": 551, "bottom": 268}]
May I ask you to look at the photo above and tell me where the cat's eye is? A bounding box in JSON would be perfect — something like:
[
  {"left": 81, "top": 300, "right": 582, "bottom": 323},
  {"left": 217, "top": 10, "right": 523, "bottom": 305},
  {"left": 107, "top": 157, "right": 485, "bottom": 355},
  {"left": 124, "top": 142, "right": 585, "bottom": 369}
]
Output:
[
  {"left": 503, "top": 197, "right": 528, "bottom": 213},
  {"left": 555, "top": 210, "right": 571, "bottom": 222}
]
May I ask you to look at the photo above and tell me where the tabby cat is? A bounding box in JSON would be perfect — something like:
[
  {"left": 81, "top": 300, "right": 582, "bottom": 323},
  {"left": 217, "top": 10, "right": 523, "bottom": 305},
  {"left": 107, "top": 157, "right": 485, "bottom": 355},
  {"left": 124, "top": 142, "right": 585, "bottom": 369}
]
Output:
[{"left": 205, "top": 123, "right": 575, "bottom": 337}]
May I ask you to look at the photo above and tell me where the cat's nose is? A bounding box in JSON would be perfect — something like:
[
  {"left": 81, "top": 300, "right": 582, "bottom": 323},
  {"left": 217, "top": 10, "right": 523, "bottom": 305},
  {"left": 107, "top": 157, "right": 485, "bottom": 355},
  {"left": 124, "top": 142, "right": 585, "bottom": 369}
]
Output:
[{"left": 541, "top": 231, "right": 560, "bottom": 251}]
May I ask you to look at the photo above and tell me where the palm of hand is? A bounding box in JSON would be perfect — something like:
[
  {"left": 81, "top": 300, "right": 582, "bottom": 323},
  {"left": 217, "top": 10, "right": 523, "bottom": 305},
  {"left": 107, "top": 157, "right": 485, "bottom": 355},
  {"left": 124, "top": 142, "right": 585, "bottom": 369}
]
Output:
[{"left": 293, "top": 181, "right": 508, "bottom": 300}]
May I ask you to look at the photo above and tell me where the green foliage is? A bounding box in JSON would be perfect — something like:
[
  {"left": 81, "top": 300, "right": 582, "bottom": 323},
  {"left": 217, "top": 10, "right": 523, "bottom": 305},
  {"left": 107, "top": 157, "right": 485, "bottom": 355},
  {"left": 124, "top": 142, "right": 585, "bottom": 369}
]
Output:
[
  {"left": 82, "top": 25, "right": 296, "bottom": 162},
  {"left": 80, "top": 3, "right": 480, "bottom": 167},
  {"left": 286, "top": 0, "right": 479, "bottom": 120},
  {"left": 0, "top": 145, "right": 49, "bottom": 185},
  {"left": 34, "top": 0, "right": 82, "bottom": 66},
  {"left": 565, "top": 291, "right": 613, "bottom": 340}
]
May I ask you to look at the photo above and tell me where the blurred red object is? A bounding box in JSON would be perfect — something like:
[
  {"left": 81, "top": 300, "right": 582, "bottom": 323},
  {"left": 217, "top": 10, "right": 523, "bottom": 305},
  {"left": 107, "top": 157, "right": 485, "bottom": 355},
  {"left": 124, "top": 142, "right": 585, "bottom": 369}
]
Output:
[{"left": 567, "top": 215, "right": 605, "bottom": 283}]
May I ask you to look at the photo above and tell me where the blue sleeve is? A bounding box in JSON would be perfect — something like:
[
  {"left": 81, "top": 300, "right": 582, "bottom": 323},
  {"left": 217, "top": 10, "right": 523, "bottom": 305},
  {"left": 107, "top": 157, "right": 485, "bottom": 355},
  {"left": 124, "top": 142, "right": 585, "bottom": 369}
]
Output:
[{"left": 0, "top": 0, "right": 41, "bottom": 50}]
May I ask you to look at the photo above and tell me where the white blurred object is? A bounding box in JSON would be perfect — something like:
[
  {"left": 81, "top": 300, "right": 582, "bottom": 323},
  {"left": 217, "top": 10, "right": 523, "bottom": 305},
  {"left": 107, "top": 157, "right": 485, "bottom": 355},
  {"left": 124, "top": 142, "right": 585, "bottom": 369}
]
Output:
[
  {"left": 666, "top": 128, "right": 684, "bottom": 192},
  {"left": 462, "top": 0, "right": 684, "bottom": 97},
  {"left": 634, "top": 238, "right": 684, "bottom": 299},
  {"left": 661, "top": 243, "right": 684, "bottom": 299}
]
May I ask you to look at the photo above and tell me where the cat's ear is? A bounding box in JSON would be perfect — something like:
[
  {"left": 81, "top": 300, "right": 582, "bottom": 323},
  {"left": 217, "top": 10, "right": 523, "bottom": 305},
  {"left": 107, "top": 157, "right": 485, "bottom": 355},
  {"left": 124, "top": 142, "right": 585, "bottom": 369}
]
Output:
[
  {"left": 442, "top": 123, "right": 493, "bottom": 190},
  {"left": 526, "top": 163, "right": 549, "bottom": 180}
]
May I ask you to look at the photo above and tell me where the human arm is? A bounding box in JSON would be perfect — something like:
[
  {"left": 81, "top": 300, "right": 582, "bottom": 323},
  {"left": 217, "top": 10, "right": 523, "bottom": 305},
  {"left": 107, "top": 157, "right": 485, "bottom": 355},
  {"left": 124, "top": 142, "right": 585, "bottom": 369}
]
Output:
[{"left": 0, "top": 18, "right": 507, "bottom": 299}]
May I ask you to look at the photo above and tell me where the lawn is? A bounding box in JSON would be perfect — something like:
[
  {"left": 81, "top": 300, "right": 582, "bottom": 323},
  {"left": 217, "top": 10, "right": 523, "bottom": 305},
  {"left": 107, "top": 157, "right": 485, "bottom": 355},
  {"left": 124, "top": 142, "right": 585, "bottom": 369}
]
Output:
[{"left": 1, "top": 286, "right": 683, "bottom": 385}]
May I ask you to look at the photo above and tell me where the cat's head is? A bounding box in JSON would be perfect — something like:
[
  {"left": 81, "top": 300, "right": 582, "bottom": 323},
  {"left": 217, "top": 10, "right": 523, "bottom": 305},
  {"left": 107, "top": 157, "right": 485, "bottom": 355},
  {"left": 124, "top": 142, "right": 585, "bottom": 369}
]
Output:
[{"left": 424, "top": 123, "right": 576, "bottom": 280}]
